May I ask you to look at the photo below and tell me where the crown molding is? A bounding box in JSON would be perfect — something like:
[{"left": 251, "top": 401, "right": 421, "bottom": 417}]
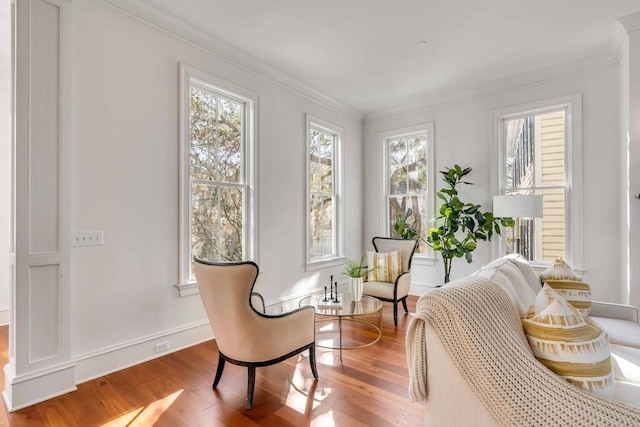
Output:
[
  {"left": 620, "top": 11, "right": 640, "bottom": 35},
  {"left": 363, "top": 54, "right": 618, "bottom": 122},
  {"left": 100, "top": 0, "right": 363, "bottom": 120}
]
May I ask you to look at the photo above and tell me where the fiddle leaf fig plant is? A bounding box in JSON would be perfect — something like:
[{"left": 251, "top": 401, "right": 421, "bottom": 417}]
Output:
[{"left": 394, "top": 165, "right": 515, "bottom": 283}]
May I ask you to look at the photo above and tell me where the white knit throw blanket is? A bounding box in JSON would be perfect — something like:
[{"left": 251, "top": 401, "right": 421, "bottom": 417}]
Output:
[{"left": 406, "top": 276, "right": 640, "bottom": 427}]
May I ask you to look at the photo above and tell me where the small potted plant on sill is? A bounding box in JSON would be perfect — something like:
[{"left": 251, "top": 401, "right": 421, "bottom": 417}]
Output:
[{"left": 342, "top": 256, "right": 375, "bottom": 301}]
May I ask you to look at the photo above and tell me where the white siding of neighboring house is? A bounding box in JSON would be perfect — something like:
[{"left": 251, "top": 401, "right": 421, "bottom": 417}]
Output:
[{"left": 538, "top": 111, "right": 566, "bottom": 262}]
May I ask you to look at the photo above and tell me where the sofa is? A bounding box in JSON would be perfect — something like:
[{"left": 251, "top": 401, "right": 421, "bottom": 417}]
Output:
[{"left": 406, "top": 256, "right": 640, "bottom": 426}]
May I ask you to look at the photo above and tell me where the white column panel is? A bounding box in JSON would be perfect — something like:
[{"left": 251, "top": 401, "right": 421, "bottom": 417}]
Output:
[
  {"left": 29, "top": 0, "right": 60, "bottom": 255},
  {"left": 4, "top": 0, "right": 74, "bottom": 411},
  {"left": 28, "top": 264, "right": 60, "bottom": 363}
]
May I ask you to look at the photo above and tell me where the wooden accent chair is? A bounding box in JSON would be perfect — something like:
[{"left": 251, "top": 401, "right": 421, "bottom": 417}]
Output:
[
  {"left": 193, "top": 258, "right": 318, "bottom": 409},
  {"left": 363, "top": 237, "right": 418, "bottom": 326}
]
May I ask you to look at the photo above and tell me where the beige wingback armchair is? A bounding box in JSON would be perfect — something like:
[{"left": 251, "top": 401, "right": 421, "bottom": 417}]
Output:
[
  {"left": 193, "top": 258, "right": 318, "bottom": 409},
  {"left": 363, "top": 237, "right": 418, "bottom": 326}
]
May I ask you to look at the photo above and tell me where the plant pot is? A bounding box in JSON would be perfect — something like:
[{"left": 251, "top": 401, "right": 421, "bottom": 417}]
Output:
[{"left": 350, "top": 277, "right": 363, "bottom": 302}]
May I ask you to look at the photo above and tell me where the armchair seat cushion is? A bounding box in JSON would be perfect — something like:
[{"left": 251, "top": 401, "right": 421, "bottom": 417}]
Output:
[
  {"left": 590, "top": 316, "right": 640, "bottom": 349},
  {"left": 362, "top": 280, "right": 398, "bottom": 299}
]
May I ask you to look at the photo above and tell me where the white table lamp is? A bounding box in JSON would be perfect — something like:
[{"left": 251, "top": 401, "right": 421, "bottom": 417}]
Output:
[{"left": 492, "top": 195, "right": 543, "bottom": 218}]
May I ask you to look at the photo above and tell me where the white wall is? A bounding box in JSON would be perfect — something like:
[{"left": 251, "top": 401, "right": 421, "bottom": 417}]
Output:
[
  {"left": 69, "top": 0, "right": 362, "bottom": 377},
  {"left": 363, "top": 65, "right": 625, "bottom": 303},
  {"left": 0, "top": 0, "right": 11, "bottom": 326}
]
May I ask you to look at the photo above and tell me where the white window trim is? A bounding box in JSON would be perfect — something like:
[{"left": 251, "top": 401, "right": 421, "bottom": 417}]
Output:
[
  {"left": 379, "top": 122, "right": 436, "bottom": 265},
  {"left": 305, "top": 115, "right": 345, "bottom": 271},
  {"left": 491, "top": 93, "right": 583, "bottom": 270},
  {"left": 177, "top": 63, "right": 259, "bottom": 296}
]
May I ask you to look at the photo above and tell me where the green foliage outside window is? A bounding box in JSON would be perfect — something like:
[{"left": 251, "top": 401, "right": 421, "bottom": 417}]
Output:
[{"left": 190, "top": 87, "right": 244, "bottom": 263}]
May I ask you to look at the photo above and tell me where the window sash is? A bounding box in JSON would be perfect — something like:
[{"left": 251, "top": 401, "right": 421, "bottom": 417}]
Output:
[
  {"left": 379, "top": 124, "right": 435, "bottom": 261},
  {"left": 179, "top": 64, "right": 257, "bottom": 292},
  {"left": 306, "top": 116, "right": 343, "bottom": 267},
  {"left": 499, "top": 106, "right": 570, "bottom": 265}
]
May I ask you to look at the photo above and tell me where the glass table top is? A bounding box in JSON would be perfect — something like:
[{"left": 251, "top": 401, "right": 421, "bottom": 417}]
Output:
[{"left": 299, "top": 293, "right": 382, "bottom": 317}]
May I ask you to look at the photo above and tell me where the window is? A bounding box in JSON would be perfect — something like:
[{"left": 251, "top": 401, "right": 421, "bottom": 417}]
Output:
[
  {"left": 178, "top": 65, "right": 257, "bottom": 294},
  {"left": 382, "top": 123, "right": 435, "bottom": 258},
  {"left": 306, "top": 116, "right": 343, "bottom": 268},
  {"left": 494, "top": 94, "right": 583, "bottom": 267}
]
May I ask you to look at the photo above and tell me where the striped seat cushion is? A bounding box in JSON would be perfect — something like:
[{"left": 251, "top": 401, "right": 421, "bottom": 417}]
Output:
[
  {"left": 544, "top": 279, "right": 591, "bottom": 316},
  {"left": 522, "top": 284, "right": 614, "bottom": 398},
  {"left": 367, "top": 250, "right": 401, "bottom": 283}
]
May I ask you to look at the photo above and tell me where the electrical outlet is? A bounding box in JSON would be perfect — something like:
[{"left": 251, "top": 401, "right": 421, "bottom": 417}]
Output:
[
  {"left": 154, "top": 341, "right": 170, "bottom": 353},
  {"left": 72, "top": 231, "right": 104, "bottom": 247}
]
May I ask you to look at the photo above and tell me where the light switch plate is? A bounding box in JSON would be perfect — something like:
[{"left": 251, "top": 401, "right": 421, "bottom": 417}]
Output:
[{"left": 72, "top": 231, "right": 104, "bottom": 247}]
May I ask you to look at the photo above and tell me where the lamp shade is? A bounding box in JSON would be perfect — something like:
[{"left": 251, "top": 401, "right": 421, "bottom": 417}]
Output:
[{"left": 492, "top": 195, "right": 543, "bottom": 218}]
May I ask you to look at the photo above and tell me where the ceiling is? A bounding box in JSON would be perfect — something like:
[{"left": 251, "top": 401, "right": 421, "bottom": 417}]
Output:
[
  {"left": 97, "top": 1, "right": 640, "bottom": 114},
  {"left": 141, "top": 0, "right": 640, "bottom": 114}
]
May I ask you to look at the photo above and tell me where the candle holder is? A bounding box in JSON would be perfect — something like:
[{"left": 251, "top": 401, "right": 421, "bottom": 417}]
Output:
[{"left": 322, "top": 286, "right": 329, "bottom": 302}]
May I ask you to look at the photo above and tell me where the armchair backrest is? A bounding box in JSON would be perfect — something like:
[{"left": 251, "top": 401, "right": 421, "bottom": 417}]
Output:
[
  {"left": 372, "top": 237, "right": 418, "bottom": 273},
  {"left": 193, "top": 258, "right": 260, "bottom": 357}
]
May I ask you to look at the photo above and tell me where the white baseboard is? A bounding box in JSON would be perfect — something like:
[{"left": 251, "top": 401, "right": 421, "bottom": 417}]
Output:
[
  {"left": 3, "top": 320, "right": 214, "bottom": 411},
  {"left": 3, "top": 362, "right": 77, "bottom": 412},
  {"left": 73, "top": 320, "right": 213, "bottom": 384}
]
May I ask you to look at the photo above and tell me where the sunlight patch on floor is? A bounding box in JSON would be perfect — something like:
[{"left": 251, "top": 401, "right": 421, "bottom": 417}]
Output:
[
  {"left": 319, "top": 323, "right": 336, "bottom": 332},
  {"left": 317, "top": 348, "right": 338, "bottom": 366},
  {"left": 310, "top": 410, "right": 337, "bottom": 426},
  {"left": 100, "top": 389, "right": 183, "bottom": 426},
  {"left": 282, "top": 356, "right": 331, "bottom": 414}
]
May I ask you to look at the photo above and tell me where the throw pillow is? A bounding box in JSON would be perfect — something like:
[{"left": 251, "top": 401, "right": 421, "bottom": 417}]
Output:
[
  {"left": 473, "top": 258, "right": 536, "bottom": 318},
  {"left": 522, "top": 284, "right": 614, "bottom": 398},
  {"left": 367, "top": 250, "right": 401, "bottom": 283},
  {"left": 539, "top": 257, "right": 580, "bottom": 282},
  {"left": 505, "top": 254, "right": 543, "bottom": 294},
  {"left": 544, "top": 279, "right": 591, "bottom": 316}
]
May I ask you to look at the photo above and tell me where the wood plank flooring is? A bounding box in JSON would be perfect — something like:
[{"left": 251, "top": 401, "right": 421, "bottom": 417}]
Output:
[{"left": 0, "top": 296, "right": 424, "bottom": 426}]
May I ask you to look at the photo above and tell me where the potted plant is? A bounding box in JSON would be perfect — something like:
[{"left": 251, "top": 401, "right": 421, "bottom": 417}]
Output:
[
  {"left": 394, "top": 165, "right": 514, "bottom": 283},
  {"left": 342, "top": 256, "right": 375, "bottom": 301}
]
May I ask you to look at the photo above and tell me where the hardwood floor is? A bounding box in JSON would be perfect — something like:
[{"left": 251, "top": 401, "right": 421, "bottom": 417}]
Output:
[{"left": 0, "top": 296, "right": 424, "bottom": 426}]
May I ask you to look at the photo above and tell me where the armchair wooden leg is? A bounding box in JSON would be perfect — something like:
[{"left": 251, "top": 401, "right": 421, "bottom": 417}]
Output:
[
  {"left": 309, "top": 345, "right": 318, "bottom": 380},
  {"left": 401, "top": 297, "right": 409, "bottom": 314},
  {"left": 246, "top": 365, "right": 256, "bottom": 410},
  {"left": 212, "top": 353, "right": 226, "bottom": 389},
  {"left": 393, "top": 302, "right": 398, "bottom": 326}
]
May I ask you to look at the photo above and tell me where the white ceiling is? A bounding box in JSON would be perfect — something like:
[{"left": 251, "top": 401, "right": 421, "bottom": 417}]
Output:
[{"left": 108, "top": 1, "right": 640, "bottom": 113}]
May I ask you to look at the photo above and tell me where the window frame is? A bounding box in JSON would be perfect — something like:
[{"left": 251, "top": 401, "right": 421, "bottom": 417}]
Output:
[
  {"left": 492, "top": 93, "right": 583, "bottom": 270},
  {"left": 177, "top": 64, "right": 259, "bottom": 296},
  {"left": 379, "top": 122, "right": 436, "bottom": 265},
  {"left": 305, "top": 115, "right": 345, "bottom": 271}
]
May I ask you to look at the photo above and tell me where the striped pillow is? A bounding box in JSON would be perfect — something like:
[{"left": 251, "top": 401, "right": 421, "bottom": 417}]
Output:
[
  {"left": 544, "top": 279, "right": 591, "bottom": 316},
  {"left": 522, "top": 284, "right": 613, "bottom": 398},
  {"left": 367, "top": 250, "right": 401, "bottom": 283},
  {"left": 539, "top": 257, "right": 580, "bottom": 282}
]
